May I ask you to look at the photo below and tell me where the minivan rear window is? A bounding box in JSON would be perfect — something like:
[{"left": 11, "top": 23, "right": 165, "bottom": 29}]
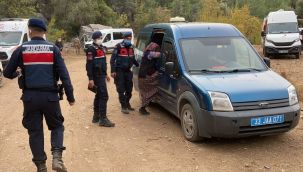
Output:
[
  {"left": 180, "top": 37, "right": 267, "bottom": 73},
  {"left": 113, "top": 32, "right": 132, "bottom": 40}
]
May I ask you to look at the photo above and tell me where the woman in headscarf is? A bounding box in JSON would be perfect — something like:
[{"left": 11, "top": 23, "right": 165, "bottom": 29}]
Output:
[{"left": 138, "top": 42, "right": 161, "bottom": 115}]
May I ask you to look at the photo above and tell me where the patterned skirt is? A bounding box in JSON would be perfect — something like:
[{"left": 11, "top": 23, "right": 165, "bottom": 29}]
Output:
[{"left": 138, "top": 72, "right": 159, "bottom": 107}]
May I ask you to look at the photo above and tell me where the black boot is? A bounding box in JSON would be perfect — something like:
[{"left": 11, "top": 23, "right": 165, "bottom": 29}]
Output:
[
  {"left": 139, "top": 107, "right": 150, "bottom": 115},
  {"left": 121, "top": 106, "right": 129, "bottom": 114},
  {"left": 52, "top": 151, "right": 67, "bottom": 172},
  {"left": 99, "top": 117, "right": 115, "bottom": 127},
  {"left": 92, "top": 113, "right": 100, "bottom": 123},
  {"left": 127, "top": 103, "right": 135, "bottom": 111},
  {"left": 35, "top": 162, "right": 47, "bottom": 172}
]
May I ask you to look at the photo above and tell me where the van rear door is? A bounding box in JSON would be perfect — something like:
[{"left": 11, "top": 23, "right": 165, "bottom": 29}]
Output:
[{"left": 133, "top": 32, "right": 151, "bottom": 91}]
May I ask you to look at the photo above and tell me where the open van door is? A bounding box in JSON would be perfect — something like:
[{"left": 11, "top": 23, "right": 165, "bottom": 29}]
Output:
[
  {"left": 133, "top": 32, "right": 151, "bottom": 91},
  {"left": 133, "top": 29, "right": 164, "bottom": 91}
]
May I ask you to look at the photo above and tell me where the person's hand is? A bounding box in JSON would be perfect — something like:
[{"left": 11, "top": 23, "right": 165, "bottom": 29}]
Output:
[
  {"left": 16, "top": 67, "right": 22, "bottom": 76},
  {"left": 88, "top": 80, "right": 94, "bottom": 89},
  {"left": 69, "top": 101, "right": 75, "bottom": 106},
  {"left": 106, "top": 75, "right": 111, "bottom": 82},
  {"left": 111, "top": 72, "right": 116, "bottom": 78}
]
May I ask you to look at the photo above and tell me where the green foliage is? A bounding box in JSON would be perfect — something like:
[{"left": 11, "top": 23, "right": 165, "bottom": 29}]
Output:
[
  {"left": 0, "top": 0, "right": 36, "bottom": 18},
  {"left": 134, "top": 0, "right": 171, "bottom": 33},
  {"left": 296, "top": 0, "right": 303, "bottom": 18},
  {"left": 46, "top": 18, "right": 66, "bottom": 43},
  {"left": 229, "top": 6, "right": 262, "bottom": 44},
  {"left": 0, "top": 0, "right": 302, "bottom": 43},
  {"left": 171, "top": 0, "right": 201, "bottom": 22},
  {"left": 200, "top": 0, "right": 261, "bottom": 44}
]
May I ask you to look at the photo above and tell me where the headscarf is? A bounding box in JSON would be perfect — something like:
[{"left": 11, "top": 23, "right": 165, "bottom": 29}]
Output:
[{"left": 144, "top": 42, "right": 160, "bottom": 52}]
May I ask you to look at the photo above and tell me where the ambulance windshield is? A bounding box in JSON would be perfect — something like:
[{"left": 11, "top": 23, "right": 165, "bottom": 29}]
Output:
[{"left": 0, "top": 32, "right": 22, "bottom": 46}]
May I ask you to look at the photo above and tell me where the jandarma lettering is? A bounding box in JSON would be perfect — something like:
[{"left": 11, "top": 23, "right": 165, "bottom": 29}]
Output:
[{"left": 23, "top": 45, "right": 52, "bottom": 52}]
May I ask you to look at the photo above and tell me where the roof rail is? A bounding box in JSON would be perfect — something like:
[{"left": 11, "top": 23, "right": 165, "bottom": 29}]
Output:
[{"left": 1, "top": 18, "right": 26, "bottom": 21}]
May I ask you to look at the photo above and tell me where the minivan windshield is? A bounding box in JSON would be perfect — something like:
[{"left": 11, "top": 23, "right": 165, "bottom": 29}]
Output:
[
  {"left": 268, "top": 22, "right": 298, "bottom": 34},
  {"left": 180, "top": 37, "right": 267, "bottom": 73},
  {"left": 0, "top": 32, "right": 22, "bottom": 46}
]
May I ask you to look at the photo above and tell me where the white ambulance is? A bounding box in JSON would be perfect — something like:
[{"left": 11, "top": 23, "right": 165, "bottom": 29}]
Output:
[
  {"left": 0, "top": 18, "right": 30, "bottom": 66},
  {"left": 261, "top": 10, "right": 302, "bottom": 58},
  {"left": 84, "top": 28, "right": 134, "bottom": 52}
]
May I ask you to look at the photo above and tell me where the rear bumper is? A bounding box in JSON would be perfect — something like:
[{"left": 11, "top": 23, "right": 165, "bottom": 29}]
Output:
[
  {"left": 265, "top": 46, "right": 301, "bottom": 55},
  {"left": 198, "top": 103, "right": 301, "bottom": 138}
]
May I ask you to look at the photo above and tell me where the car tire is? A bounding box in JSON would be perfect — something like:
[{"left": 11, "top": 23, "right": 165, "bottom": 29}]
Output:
[
  {"left": 181, "top": 103, "right": 201, "bottom": 142},
  {"left": 295, "top": 53, "right": 300, "bottom": 59},
  {"left": 263, "top": 47, "right": 268, "bottom": 57}
]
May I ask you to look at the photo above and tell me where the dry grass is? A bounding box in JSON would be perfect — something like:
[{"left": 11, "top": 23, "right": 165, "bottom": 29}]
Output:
[{"left": 269, "top": 57, "right": 303, "bottom": 100}]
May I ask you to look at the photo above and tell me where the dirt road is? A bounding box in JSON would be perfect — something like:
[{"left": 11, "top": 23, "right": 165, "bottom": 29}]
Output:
[{"left": 1, "top": 52, "right": 303, "bottom": 172}]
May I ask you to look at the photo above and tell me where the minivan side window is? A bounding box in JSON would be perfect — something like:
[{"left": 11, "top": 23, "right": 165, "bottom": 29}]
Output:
[
  {"left": 137, "top": 34, "right": 149, "bottom": 51},
  {"left": 22, "top": 33, "right": 28, "bottom": 43},
  {"left": 103, "top": 34, "right": 111, "bottom": 43},
  {"left": 162, "top": 41, "right": 179, "bottom": 73}
]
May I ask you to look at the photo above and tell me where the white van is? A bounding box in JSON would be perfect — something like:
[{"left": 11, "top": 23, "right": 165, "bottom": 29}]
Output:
[
  {"left": 0, "top": 18, "right": 30, "bottom": 66},
  {"left": 84, "top": 28, "right": 134, "bottom": 52},
  {"left": 261, "top": 10, "right": 302, "bottom": 58}
]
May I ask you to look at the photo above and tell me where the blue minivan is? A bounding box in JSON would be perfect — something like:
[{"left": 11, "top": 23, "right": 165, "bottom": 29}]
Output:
[{"left": 133, "top": 23, "right": 301, "bottom": 141}]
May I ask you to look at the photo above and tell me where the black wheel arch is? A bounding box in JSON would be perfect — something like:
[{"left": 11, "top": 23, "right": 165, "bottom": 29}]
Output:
[{"left": 177, "top": 91, "right": 210, "bottom": 138}]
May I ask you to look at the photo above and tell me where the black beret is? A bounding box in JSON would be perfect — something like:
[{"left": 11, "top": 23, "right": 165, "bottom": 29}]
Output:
[{"left": 28, "top": 18, "right": 47, "bottom": 31}]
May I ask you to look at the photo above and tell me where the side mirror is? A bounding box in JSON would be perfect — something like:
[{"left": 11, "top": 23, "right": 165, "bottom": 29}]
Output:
[
  {"left": 261, "top": 31, "right": 266, "bottom": 37},
  {"left": 165, "top": 62, "right": 174, "bottom": 74},
  {"left": 263, "top": 57, "right": 270, "bottom": 68}
]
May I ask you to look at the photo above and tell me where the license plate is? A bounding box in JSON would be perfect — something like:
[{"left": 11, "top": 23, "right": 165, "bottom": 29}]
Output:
[
  {"left": 279, "top": 50, "right": 288, "bottom": 53},
  {"left": 251, "top": 115, "right": 285, "bottom": 127}
]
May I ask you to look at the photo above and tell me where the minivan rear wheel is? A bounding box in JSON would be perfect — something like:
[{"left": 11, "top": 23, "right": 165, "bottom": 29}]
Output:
[{"left": 181, "top": 104, "right": 200, "bottom": 142}]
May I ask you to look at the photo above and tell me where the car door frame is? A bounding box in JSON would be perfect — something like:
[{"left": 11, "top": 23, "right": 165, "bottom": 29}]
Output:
[{"left": 157, "top": 37, "right": 181, "bottom": 114}]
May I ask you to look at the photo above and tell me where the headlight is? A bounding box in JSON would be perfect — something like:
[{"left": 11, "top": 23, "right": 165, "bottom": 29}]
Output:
[
  {"left": 288, "top": 85, "right": 299, "bottom": 105},
  {"left": 295, "top": 38, "right": 301, "bottom": 42},
  {"left": 208, "top": 91, "right": 233, "bottom": 111},
  {"left": 266, "top": 38, "right": 274, "bottom": 44}
]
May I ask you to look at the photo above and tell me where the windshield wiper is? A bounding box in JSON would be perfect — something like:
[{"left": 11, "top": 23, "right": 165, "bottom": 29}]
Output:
[
  {"left": 226, "top": 68, "right": 263, "bottom": 73},
  {"left": 189, "top": 69, "right": 224, "bottom": 73}
]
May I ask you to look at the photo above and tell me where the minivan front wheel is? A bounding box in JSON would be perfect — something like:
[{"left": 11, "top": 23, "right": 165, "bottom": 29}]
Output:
[{"left": 181, "top": 104, "right": 200, "bottom": 141}]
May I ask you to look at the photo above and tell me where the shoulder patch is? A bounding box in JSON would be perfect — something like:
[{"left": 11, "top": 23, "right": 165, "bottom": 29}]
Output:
[{"left": 87, "top": 52, "right": 93, "bottom": 60}]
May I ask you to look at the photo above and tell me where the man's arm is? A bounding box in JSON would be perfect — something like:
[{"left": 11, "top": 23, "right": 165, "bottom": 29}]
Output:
[
  {"left": 3, "top": 46, "right": 22, "bottom": 79},
  {"left": 54, "top": 46, "right": 75, "bottom": 103},
  {"left": 86, "top": 47, "right": 94, "bottom": 81},
  {"left": 110, "top": 45, "right": 118, "bottom": 74}
]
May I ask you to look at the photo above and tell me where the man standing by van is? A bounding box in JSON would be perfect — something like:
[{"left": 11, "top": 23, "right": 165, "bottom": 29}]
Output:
[
  {"left": 3, "top": 18, "right": 75, "bottom": 172},
  {"left": 110, "top": 32, "right": 139, "bottom": 114},
  {"left": 86, "top": 31, "right": 115, "bottom": 127}
]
